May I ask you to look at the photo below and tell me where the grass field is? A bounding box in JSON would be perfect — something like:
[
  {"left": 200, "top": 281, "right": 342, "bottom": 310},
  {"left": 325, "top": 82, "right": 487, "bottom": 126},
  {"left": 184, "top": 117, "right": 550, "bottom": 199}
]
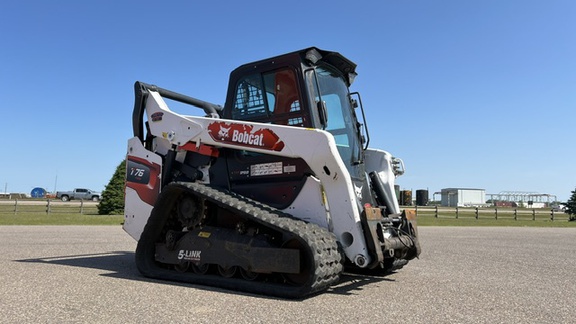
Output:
[
  {"left": 416, "top": 215, "right": 576, "bottom": 227},
  {"left": 1, "top": 201, "right": 574, "bottom": 227},
  {"left": 0, "top": 200, "right": 124, "bottom": 225},
  {"left": 0, "top": 212, "right": 124, "bottom": 225},
  {"left": 414, "top": 205, "right": 575, "bottom": 227},
  {"left": 3, "top": 213, "right": 573, "bottom": 227}
]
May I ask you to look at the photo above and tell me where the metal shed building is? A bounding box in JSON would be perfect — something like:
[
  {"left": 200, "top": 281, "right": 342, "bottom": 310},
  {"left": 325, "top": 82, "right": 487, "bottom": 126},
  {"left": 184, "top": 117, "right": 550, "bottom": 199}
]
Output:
[{"left": 441, "top": 188, "right": 486, "bottom": 207}]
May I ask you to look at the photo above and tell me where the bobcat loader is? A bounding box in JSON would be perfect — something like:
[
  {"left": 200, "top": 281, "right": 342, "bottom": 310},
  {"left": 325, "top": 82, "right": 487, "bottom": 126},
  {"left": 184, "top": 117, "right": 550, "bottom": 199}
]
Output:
[{"left": 123, "top": 47, "right": 420, "bottom": 298}]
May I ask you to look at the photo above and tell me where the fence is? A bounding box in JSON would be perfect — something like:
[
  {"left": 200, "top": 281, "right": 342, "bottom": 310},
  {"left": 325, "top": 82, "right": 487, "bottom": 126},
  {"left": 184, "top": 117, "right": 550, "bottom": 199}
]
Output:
[
  {"left": 0, "top": 199, "right": 99, "bottom": 215},
  {"left": 413, "top": 205, "right": 570, "bottom": 221},
  {"left": 1, "top": 199, "right": 568, "bottom": 221}
]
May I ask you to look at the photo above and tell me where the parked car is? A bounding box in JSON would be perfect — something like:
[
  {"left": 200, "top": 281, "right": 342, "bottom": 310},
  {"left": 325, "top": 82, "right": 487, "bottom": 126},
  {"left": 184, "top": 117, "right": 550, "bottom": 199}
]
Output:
[
  {"left": 551, "top": 203, "right": 567, "bottom": 212},
  {"left": 55, "top": 188, "right": 101, "bottom": 202}
]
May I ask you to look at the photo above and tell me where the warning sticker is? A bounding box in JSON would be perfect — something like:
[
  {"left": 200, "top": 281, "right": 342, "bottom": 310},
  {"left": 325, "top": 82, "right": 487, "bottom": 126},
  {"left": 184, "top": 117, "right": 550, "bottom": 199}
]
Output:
[{"left": 251, "top": 162, "right": 283, "bottom": 176}]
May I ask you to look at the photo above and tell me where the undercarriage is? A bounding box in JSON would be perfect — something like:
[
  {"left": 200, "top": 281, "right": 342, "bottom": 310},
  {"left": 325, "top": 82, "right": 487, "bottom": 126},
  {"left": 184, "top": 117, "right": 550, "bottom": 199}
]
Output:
[{"left": 135, "top": 182, "right": 343, "bottom": 298}]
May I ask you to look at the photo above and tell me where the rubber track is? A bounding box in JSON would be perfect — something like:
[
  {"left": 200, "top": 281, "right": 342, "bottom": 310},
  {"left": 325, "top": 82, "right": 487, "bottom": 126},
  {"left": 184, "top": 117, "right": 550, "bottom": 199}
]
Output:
[{"left": 136, "top": 181, "right": 343, "bottom": 299}]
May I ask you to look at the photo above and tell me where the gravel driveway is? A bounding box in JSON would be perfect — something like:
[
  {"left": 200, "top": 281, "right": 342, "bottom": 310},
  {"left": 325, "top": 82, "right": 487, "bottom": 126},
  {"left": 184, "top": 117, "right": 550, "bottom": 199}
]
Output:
[{"left": 0, "top": 226, "right": 574, "bottom": 323}]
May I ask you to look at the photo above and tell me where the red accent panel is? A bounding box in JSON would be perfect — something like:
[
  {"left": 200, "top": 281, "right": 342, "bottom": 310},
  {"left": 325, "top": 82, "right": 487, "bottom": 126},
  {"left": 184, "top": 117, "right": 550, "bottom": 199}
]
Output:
[
  {"left": 126, "top": 156, "right": 161, "bottom": 206},
  {"left": 179, "top": 142, "right": 220, "bottom": 157}
]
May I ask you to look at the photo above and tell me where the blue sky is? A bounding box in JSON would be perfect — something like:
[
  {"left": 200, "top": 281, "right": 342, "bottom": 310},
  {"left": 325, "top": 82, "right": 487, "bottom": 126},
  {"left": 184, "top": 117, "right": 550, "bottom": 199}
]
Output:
[{"left": 1, "top": 0, "right": 574, "bottom": 201}]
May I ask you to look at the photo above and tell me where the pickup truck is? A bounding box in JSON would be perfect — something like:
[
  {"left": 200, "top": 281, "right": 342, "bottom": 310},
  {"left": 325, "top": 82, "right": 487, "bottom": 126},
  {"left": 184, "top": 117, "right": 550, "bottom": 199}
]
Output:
[{"left": 55, "top": 188, "right": 101, "bottom": 202}]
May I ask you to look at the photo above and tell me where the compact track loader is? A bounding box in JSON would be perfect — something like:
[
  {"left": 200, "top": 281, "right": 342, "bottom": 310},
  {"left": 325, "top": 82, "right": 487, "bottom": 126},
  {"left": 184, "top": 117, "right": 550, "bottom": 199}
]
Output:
[{"left": 123, "top": 47, "right": 420, "bottom": 298}]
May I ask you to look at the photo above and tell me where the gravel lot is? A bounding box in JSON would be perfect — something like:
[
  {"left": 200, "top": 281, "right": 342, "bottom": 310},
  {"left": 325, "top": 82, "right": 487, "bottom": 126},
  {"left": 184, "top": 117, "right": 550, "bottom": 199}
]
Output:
[{"left": 1, "top": 226, "right": 574, "bottom": 324}]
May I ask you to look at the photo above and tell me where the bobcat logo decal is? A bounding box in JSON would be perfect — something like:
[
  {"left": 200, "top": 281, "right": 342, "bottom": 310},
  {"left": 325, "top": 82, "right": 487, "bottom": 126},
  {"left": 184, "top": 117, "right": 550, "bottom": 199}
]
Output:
[
  {"left": 217, "top": 126, "right": 230, "bottom": 139},
  {"left": 207, "top": 121, "right": 285, "bottom": 152}
]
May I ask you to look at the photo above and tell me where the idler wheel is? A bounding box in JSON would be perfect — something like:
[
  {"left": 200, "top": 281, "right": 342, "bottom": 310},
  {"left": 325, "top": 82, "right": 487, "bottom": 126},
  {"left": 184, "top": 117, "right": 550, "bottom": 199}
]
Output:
[
  {"left": 240, "top": 268, "right": 259, "bottom": 281},
  {"left": 217, "top": 265, "right": 238, "bottom": 278}
]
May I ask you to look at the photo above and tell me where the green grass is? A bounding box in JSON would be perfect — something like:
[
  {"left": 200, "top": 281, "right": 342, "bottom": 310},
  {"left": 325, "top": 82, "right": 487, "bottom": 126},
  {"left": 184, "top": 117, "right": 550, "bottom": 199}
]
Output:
[
  {"left": 412, "top": 206, "right": 575, "bottom": 227},
  {"left": 1, "top": 202, "right": 574, "bottom": 227},
  {"left": 0, "top": 213, "right": 124, "bottom": 225},
  {"left": 416, "top": 215, "right": 576, "bottom": 227},
  {"left": 0, "top": 200, "right": 124, "bottom": 225},
  {"left": 3, "top": 212, "right": 573, "bottom": 227}
]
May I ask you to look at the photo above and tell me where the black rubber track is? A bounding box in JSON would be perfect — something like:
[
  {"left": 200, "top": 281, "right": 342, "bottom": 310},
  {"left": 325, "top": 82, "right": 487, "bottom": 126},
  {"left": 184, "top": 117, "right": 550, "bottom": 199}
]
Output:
[{"left": 135, "top": 181, "right": 343, "bottom": 299}]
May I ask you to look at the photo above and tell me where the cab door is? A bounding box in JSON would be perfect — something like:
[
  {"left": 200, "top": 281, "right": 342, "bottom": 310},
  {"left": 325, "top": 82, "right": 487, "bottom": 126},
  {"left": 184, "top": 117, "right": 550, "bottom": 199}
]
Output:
[{"left": 223, "top": 67, "right": 314, "bottom": 209}]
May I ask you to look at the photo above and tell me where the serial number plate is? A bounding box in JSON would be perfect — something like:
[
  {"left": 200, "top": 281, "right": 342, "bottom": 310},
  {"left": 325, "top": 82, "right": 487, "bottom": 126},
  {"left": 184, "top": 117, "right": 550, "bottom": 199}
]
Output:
[{"left": 250, "top": 162, "right": 283, "bottom": 176}]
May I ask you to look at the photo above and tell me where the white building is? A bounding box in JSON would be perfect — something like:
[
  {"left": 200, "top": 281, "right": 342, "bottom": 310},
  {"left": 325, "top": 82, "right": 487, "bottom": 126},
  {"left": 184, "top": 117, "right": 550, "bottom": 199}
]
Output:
[{"left": 441, "top": 188, "right": 486, "bottom": 207}]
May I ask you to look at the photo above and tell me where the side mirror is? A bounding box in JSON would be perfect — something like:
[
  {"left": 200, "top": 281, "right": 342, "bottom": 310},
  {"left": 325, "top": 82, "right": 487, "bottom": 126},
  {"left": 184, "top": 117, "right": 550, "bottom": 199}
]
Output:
[{"left": 317, "top": 101, "right": 328, "bottom": 129}]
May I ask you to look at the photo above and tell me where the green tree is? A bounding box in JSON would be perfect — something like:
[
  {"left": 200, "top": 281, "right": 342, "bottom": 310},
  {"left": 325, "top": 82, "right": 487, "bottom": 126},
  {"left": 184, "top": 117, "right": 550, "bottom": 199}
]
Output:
[
  {"left": 98, "top": 160, "right": 126, "bottom": 215},
  {"left": 565, "top": 188, "right": 576, "bottom": 221}
]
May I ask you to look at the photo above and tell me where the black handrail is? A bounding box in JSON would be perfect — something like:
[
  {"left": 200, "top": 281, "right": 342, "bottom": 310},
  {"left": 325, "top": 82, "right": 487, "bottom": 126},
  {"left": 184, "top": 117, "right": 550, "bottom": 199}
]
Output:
[{"left": 132, "top": 81, "right": 223, "bottom": 140}]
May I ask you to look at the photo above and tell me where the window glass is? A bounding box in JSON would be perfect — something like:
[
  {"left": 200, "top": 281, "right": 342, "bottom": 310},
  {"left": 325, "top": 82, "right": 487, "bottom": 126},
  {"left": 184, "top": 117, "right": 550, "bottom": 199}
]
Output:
[
  {"left": 232, "top": 69, "right": 305, "bottom": 127},
  {"left": 232, "top": 74, "right": 268, "bottom": 119},
  {"left": 313, "top": 65, "right": 362, "bottom": 166}
]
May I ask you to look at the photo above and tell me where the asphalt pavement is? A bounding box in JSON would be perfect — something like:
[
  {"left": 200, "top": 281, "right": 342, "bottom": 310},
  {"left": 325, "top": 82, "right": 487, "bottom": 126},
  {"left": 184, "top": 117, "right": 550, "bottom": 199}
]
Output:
[{"left": 1, "top": 226, "right": 574, "bottom": 323}]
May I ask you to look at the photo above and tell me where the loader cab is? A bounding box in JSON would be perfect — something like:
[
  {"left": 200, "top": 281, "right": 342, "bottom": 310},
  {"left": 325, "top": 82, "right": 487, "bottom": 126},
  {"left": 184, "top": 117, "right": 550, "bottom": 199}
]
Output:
[
  {"left": 223, "top": 52, "right": 312, "bottom": 127},
  {"left": 222, "top": 47, "right": 367, "bottom": 176}
]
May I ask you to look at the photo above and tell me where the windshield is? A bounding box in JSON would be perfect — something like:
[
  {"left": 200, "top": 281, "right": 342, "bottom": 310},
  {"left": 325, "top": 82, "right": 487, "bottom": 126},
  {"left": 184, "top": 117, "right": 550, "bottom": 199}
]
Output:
[{"left": 311, "top": 65, "right": 363, "bottom": 170}]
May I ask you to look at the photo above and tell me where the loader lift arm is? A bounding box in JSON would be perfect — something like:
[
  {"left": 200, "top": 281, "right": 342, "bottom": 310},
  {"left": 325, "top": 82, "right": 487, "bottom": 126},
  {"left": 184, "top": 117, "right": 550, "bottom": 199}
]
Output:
[{"left": 132, "top": 81, "right": 223, "bottom": 142}]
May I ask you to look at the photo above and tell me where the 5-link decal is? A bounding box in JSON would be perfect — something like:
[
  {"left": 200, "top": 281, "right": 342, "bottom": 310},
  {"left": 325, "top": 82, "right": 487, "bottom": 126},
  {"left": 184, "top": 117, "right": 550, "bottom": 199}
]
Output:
[{"left": 178, "top": 250, "right": 202, "bottom": 262}]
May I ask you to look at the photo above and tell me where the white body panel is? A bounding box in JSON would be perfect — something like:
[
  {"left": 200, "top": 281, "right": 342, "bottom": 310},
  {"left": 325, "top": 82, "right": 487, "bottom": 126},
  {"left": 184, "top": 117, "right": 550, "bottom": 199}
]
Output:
[
  {"left": 123, "top": 137, "right": 163, "bottom": 240},
  {"left": 124, "top": 187, "right": 153, "bottom": 240},
  {"left": 283, "top": 176, "right": 330, "bottom": 229}
]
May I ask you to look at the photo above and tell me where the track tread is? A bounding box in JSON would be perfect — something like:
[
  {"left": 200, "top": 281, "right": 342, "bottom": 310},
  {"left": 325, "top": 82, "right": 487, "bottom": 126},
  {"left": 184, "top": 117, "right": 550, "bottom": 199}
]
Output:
[{"left": 136, "top": 181, "right": 343, "bottom": 298}]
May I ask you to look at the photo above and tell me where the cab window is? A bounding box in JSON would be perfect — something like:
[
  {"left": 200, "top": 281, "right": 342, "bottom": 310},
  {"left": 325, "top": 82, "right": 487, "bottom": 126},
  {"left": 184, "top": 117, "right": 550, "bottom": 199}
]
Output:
[{"left": 232, "top": 68, "right": 308, "bottom": 127}]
